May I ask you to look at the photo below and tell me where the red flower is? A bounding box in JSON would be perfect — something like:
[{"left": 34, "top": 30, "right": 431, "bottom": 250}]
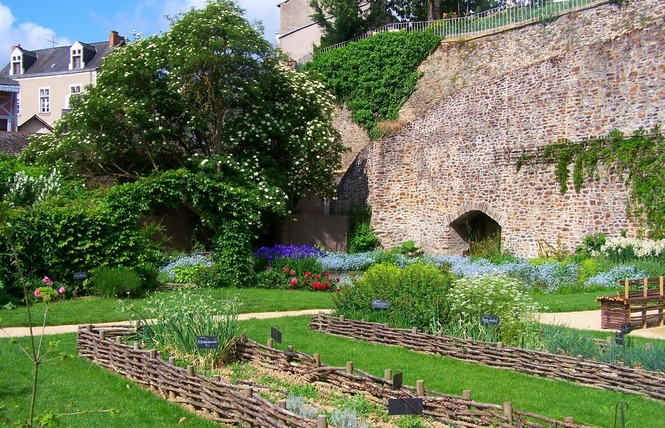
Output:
[
  {"left": 304, "top": 271, "right": 312, "bottom": 278},
  {"left": 290, "top": 278, "right": 298, "bottom": 287},
  {"left": 315, "top": 274, "right": 321, "bottom": 280},
  {"left": 323, "top": 283, "right": 330, "bottom": 289},
  {"left": 335, "top": 277, "right": 341, "bottom": 282},
  {"left": 324, "top": 272, "right": 330, "bottom": 278},
  {"left": 282, "top": 266, "right": 289, "bottom": 273}
]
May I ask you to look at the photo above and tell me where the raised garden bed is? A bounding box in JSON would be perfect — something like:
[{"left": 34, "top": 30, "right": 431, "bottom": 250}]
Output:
[
  {"left": 77, "top": 324, "right": 591, "bottom": 427},
  {"left": 597, "top": 277, "right": 665, "bottom": 330},
  {"left": 308, "top": 313, "right": 665, "bottom": 402}
]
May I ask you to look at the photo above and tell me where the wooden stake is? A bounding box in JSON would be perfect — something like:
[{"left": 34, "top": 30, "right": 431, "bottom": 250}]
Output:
[
  {"left": 346, "top": 361, "right": 353, "bottom": 374},
  {"left": 503, "top": 401, "right": 513, "bottom": 424},
  {"left": 416, "top": 380, "right": 425, "bottom": 397},
  {"left": 384, "top": 369, "right": 392, "bottom": 381},
  {"left": 317, "top": 415, "right": 327, "bottom": 428},
  {"left": 463, "top": 390, "right": 472, "bottom": 400},
  {"left": 314, "top": 353, "right": 321, "bottom": 368}
]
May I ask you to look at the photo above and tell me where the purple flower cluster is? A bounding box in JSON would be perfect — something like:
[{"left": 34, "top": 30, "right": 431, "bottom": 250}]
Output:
[{"left": 254, "top": 244, "right": 324, "bottom": 263}]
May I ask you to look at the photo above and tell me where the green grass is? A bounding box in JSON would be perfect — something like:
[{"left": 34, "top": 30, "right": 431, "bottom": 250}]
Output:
[
  {"left": 0, "top": 335, "right": 219, "bottom": 428},
  {"left": 4, "top": 316, "right": 664, "bottom": 428},
  {"left": 240, "top": 316, "right": 665, "bottom": 428},
  {"left": 0, "top": 288, "right": 336, "bottom": 328},
  {"left": 530, "top": 291, "right": 603, "bottom": 312}
]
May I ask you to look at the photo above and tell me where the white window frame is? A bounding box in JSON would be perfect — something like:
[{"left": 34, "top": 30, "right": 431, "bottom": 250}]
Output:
[
  {"left": 66, "top": 84, "right": 82, "bottom": 109},
  {"left": 16, "top": 93, "right": 20, "bottom": 115},
  {"left": 71, "top": 48, "right": 82, "bottom": 70},
  {"left": 39, "top": 87, "right": 50, "bottom": 114},
  {"left": 11, "top": 55, "right": 21, "bottom": 75}
]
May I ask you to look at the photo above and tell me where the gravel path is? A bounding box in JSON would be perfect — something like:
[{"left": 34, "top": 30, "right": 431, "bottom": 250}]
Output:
[{"left": 3, "top": 309, "right": 664, "bottom": 340}]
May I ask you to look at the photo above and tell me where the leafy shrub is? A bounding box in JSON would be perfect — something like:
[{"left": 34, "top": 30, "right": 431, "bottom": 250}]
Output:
[
  {"left": 349, "top": 222, "right": 379, "bottom": 254},
  {"left": 447, "top": 274, "right": 539, "bottom": 346},
  {"left": 0, "top": 196, "right": 163, "bottom": 299},
  {"left": 90, "top": 267, "right": 143, "bottom": 298},
  {"left": 133, "top": 289, "right": 239, "bottom": 367},
  {"left": 334, "top": 262, "right": 453, "bottom": 332}
]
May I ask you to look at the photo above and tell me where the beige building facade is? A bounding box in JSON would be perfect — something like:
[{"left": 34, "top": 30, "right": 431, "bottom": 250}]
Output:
[
  {"left": 277, "top": 0, "right": 323, "bottom": 61},
  {"left": 1, "top": 31, "right": 124, "bottom": 133}
]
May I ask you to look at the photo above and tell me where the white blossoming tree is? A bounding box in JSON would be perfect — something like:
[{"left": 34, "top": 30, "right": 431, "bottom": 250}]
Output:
[
  {"left": 19, "top": 0, "right": 345, "bottom": 286},
  {"left": 22, "top": 0, "right": 344, "bottom": 201}
]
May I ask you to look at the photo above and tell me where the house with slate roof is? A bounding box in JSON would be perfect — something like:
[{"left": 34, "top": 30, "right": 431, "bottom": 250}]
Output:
[
  {"left": 0, "top": 74, "right": 19, "bottom": 131},
  {"left": 1, "top": 31, "right": 125, "bottom": 133}
]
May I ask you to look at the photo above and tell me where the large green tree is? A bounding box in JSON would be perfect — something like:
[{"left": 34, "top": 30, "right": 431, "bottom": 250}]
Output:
[{"left": 22, "top": 0, "right": 343, "bottom": 202}]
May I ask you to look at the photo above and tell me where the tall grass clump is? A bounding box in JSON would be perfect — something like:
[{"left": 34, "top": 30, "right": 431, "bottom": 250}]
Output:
[
  {"left": 132, "top": 289, "right": 239, "bottom": 367},
  {"left": 90, "top": 267, "right": 144, "bottom": 298},
  {"left": 333, "top": 262, "right": 453, "bottom": 333}
]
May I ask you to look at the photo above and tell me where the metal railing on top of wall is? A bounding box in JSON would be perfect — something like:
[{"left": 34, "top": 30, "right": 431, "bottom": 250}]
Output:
[{"left": 297, "top": 0, "right": 609, "bottom": 65}]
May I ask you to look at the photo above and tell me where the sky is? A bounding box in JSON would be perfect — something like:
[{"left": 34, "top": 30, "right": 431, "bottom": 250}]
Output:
[{"left": 0, "top": 0, "right": 282, "bottom": 57}]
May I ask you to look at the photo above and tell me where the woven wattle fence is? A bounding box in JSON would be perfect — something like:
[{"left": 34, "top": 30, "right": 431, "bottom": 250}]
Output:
[
  {"left": 78, "top": 324, "right": 592, "bottom": 428},
  {"left": 308, "top": 314, "right": 665, "bottom": 402}
]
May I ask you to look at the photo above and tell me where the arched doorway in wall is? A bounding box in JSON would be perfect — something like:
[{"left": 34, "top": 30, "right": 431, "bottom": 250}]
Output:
[{"left": 448, "top": 210, "right": 502, "bottom": 256}]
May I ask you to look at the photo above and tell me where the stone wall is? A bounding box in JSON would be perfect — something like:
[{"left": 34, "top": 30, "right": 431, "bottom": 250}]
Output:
[{"left": 334, "top": 0, "right": 665, "bottom": 257}]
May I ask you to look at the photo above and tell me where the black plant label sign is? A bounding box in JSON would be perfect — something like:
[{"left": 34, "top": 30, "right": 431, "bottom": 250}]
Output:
[
  {"left": 197, "top": 336, "right": 219, "bottom": 349},
  {"left": 481, "top": 314, "right": 500, "bottom": 327}
]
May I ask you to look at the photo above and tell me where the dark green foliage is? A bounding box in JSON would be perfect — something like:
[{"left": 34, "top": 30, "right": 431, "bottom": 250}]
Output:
[
  {"left": 334, "top": 262, "right": 453, "bottom": 332},
  {"left": 346, "top": 204, "right": 379, "bottom": 253},
  {"left": 0, "top": 196, "right": 163, "bottom": 302},
  {"left": 305, "top": 30, "right": 442, "bottom": 139},
  {"left": 90, "top": 267, "right": 143, "bottom": 298}
]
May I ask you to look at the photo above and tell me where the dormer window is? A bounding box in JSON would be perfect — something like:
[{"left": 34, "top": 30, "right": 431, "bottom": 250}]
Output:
[
  {"left": 11, "top": 54, "right": 21, "bottom": 75},
  {"left": 71, "top": 47, "right": 82, "bottom": 69}
]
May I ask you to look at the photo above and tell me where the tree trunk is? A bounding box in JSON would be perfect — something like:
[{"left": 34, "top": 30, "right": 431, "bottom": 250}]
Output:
[{"left": 427, "top": 0, "right": 441, "bottom": 20}]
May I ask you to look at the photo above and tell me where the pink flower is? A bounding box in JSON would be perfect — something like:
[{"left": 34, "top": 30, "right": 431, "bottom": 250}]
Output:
[
  {"left": 290, "top": 269, "right": 296, "bottom": 276},
  {"left": 282, "top": 266, "right": 289, "bottom": 273},
  {"left": 34, "top": 289, "right": 41, "bottom": 297},
  {"left": 58, "top": 287, "right": 66, "bottom": 294},
  {"left": 290, "top": 278, "right": 298, "bottom": 287},
  {"left": 42, "top": 277, "right": 53, "bottom": 287}
]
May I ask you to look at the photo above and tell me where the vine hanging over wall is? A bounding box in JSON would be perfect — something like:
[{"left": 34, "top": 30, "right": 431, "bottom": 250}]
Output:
[{"left": 516, "top": 127, "right": 665, "bottom": 238}]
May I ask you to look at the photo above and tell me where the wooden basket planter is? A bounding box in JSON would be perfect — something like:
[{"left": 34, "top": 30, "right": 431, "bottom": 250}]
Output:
[
  {"left": 77, "top": 324, "right": 592, "bottom": 428},
  {"left": 597, "top": 277, "right": 665, "bottom": 330},
  {"left": 308, "top": 314, "right": 665, "bottom": 402}
]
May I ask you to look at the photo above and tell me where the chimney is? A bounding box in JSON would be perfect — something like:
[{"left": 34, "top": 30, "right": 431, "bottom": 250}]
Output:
[{"left": 109, "top": 30, "right": 124, "bottom": 47}]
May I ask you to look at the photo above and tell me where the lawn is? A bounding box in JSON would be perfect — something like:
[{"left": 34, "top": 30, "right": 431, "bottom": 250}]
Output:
[
  {"left": 3, "top": 316, "right": 664, "bottom": 428},
  {"left": 1, "top": 288, "right": 606, "bottom": 329},
  {"left": 0, "top": 288, "right": 336, "bottom": 328}
]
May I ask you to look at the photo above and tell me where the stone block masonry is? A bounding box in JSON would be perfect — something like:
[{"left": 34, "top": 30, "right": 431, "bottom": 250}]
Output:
[{"left": 333, "top": 0, "right": 665, "bottom": 257}]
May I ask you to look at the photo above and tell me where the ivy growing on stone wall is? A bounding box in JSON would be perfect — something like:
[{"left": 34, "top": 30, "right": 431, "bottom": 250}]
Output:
[
  {"left": 304, "top": 30, "right": 442, "bottom": 140},
  {"left": 516, "top": 127, "right": 665, "bottom": 238}
]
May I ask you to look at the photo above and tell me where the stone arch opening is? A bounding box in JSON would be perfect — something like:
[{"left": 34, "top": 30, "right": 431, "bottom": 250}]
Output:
[{"left": 449, "top": 210, "right": 501, "bottom": 255}]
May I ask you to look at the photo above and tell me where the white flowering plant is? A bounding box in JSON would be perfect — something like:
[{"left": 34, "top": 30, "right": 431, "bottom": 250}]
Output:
[{"left": 448, "top": 274, "right": 540, "bottom": 346}]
